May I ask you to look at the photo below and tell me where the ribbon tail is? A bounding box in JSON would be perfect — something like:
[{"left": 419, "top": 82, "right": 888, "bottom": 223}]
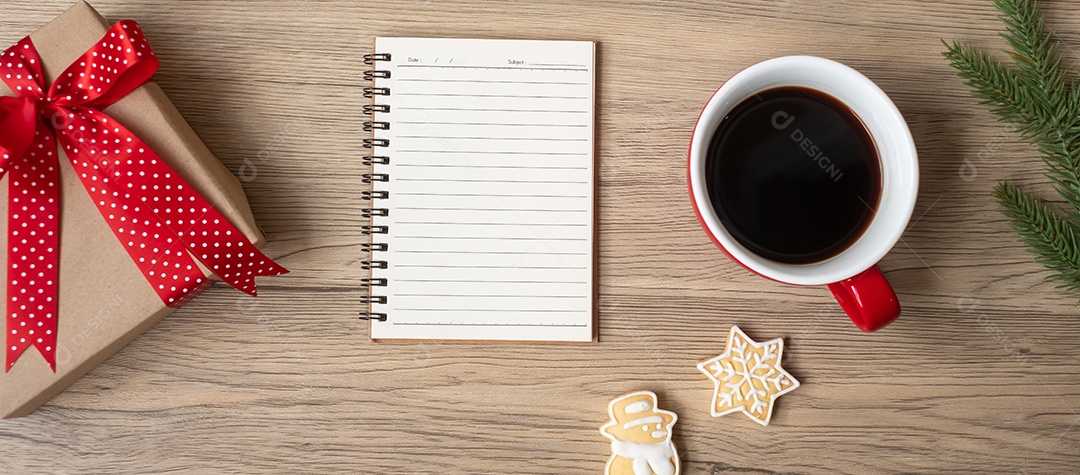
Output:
[
  {"left": 58, "top": 108, "right": 287, "bottom": 305},
  {"left": 168, "top": 208, "right": 290, "bottom": 298},
  {"left": 5, "top": 124, "right": 60, "bottom": 372}
]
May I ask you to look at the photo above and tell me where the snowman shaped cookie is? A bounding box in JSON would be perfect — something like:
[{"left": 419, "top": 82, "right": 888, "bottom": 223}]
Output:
[{"left": 600, "top": 391, "right": 680, "bottom": 475}]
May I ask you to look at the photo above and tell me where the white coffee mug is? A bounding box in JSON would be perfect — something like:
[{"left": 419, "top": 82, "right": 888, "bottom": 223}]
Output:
[{"left": 687, "top": 56, "right": 919, "bottom": 332}]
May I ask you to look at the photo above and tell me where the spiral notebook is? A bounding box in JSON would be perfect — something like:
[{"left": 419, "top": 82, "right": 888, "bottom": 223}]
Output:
[{"left": 362, "top": 38, "right": 596, "bottom": 342}]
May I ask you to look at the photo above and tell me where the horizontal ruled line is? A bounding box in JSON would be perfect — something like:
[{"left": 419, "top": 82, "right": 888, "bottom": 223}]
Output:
[
  {"left": 396, "top": 265, "right": 588, "bottom": 269},
  {"left": 397, "top": 121, "right": 587, "bottom": 128},
  {"left": 395, "top": 250, "right": 587, "bottom": 255},
  {"left": 395, "top": 222, "right": 587, "bottom": 227},
  {"left": 397, "top": 64, "right": 587, "bottom": 71},
  {"left": 393, "top": 322, "right": 587, "bottom": 327},
  {"left": 397, "top": 206, "right": 588, "bottom": 212},
  {"left": 395, "top": 236, "right": 587, "bottom": 241},
  {"left": 396, "top": 279, "right": 587, "bottom": 284},
  {"left": 397, "top": 93, "right": 588, "bottom": 99},
  {"left": 396, "top": 150, "right": 587, "bottom": 156},
  {"left": 397, "top": 107, "right": 587, "bottom": 113},
  {"left": 395, "top": 178, "right": 588, "bottom": 184},
  {"left": 394, "top": 164, "right": 588, "bottom": 170},
  {"left": 394, "top": 293, "right": 587, "bottom": 298},
  {"left": 396, "top": 78, "right": 588, "bottom": 85},
  {"left": 395, "top": 192, "right": 588, "bottom": 198},
  {"left": 529, "top": 63, "right": 588, "bottom": 67},
  {"left": 397, "top": 135, "right": 588, "bottom": 142}
]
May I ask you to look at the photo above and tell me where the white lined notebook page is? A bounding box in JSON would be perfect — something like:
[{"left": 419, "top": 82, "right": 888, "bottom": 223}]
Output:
[{"left": 368, "top": 38, "right": 595, "bottom": 341}]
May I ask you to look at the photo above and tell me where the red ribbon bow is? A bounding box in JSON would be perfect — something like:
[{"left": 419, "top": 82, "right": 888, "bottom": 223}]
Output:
[{"left": 0, "top": 21, "right": 288, "bottom": 371}]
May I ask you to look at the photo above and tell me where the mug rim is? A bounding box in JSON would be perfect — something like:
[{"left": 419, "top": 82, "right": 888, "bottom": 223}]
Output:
[{"left": 688, "top": 55, "right": 919, "bottom": 286}]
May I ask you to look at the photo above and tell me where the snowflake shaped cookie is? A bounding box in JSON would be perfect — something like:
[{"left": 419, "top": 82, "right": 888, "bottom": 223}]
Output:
[{"left": 696, "top": 326, "right": 799, "bottom": 426}]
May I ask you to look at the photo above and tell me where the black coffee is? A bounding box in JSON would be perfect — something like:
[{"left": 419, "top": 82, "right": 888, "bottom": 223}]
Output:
[{"left": 705, "top": 86, "right": 881, "bottom": 264}]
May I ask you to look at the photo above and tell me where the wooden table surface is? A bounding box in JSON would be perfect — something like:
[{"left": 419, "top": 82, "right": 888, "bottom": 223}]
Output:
[{"left": 2, "top": 0, "right": 1080, "bottom": 473}]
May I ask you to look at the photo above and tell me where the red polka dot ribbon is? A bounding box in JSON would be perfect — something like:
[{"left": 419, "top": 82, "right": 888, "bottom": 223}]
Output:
[{"left": 0, "top": 21, "right": 288, "bottom": 371}]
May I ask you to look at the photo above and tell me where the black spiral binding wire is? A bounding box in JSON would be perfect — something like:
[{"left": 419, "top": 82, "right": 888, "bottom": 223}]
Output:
[{"left": 360, "top": 52, "right": 392, "bottom": 322}]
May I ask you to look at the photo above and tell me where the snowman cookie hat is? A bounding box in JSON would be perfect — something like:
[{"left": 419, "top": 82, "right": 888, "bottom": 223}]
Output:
[{"left": 602, "top": 391, "right": 677, "bottom": 443}]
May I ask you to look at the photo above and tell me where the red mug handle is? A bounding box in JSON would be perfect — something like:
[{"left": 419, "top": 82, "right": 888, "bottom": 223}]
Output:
[{"left": 827, "top": 265, "right": 900, "bottom": 332}]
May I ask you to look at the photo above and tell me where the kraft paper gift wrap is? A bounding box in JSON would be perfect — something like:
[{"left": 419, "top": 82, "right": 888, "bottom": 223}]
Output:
[{"left": 0, "top": 1, "right": 273, "bottom": 418}]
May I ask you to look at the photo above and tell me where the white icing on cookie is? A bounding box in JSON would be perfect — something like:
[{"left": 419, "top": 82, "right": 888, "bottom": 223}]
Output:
[
  {"left": 624, "top": 400, "right": 652, "bottom": 414},
  {"left": 611, "top": 439, "right": 676, "bottom": 475},
  {"left": 623, "top": 415, "right": 664, "bottom": 429}
]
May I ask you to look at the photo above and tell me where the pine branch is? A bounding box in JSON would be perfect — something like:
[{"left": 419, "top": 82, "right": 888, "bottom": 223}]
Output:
[
  {"left": 941, "top": 40, "right": 1043, "bottom": 133},
  {"left": 994, "top": 0, "right": 1080, "bottom": 213},
  {"left": 994, "top": 181, "right": 1080, "bottom": 290},
  {"left": 943, "top": 39, "right": 1080, "bottom": 213},
  {"left": 943, "top": 0, "right": 1080, "bottom": 296},
  {"left": 994, "top": 0, "right": 1068, "bottom": 112},
  {"left": 943, "top": 7, "right": 1080, "bottom": 214}
]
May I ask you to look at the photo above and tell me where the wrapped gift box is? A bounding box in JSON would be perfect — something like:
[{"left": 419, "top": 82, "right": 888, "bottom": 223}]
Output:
[{"left": 0, "top": 1, "right": 273, "bottom": 418}]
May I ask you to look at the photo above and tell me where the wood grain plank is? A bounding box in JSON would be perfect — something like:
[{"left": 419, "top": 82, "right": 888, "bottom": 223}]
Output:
[{"left": 0, "top": 0, "right": 1079, "bottom": 473}]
